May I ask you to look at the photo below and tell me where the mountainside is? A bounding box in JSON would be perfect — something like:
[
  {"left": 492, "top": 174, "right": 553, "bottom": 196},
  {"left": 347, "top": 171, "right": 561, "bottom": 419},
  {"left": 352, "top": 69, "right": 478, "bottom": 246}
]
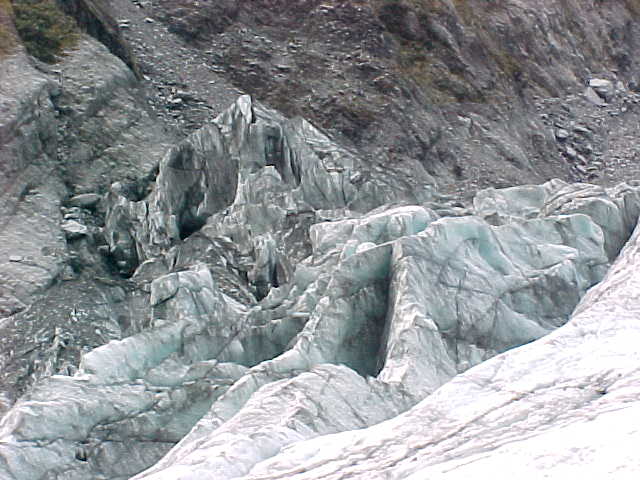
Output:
[
  {"left": 1, "top": 1, "right": 640, "bottom": 479},
  {"left": 117, "top": 0, "right": 640, "bottom": 195}
]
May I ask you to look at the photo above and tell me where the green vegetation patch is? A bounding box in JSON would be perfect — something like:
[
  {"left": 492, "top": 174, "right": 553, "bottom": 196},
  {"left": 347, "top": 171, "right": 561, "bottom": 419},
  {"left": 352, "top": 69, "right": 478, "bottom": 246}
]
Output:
[
  {"left": 0, "top": 0, "right": 17, "bottom": 56},
  {"left": 12, "top": 0, "right": 79, "bottom": 63}
]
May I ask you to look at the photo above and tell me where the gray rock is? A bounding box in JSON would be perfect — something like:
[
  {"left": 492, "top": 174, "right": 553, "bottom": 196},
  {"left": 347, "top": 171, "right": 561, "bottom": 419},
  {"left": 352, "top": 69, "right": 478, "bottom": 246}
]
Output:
[
  {"left": 555, "top": 128, "right": 569, "bottom": 141},
  {"left": 566, "top": 145, "right": 578, "bottom": 159},
  {"left": 0, "top": 34, "right": 177, "bottom": 419},
  {"left": 0, "top": 53, "right": 66, "bottom": 319},
  {"left": 589, "top": 78, "right": 614, "bottom": 99},
  {"left": 67, "top": 193, "right": 102, "bottom": 208},
  {"left": 54, "top": 37, "right": 174, "bottom": 194},
  {"left": 61, "top": 220, "right": 89, "bottom": 239},
  {"left": 584, "top": 86, "right": 607, "bottom": 105},
  {"left": 60, "top": 0, "right": 141, "bottom": 78}
]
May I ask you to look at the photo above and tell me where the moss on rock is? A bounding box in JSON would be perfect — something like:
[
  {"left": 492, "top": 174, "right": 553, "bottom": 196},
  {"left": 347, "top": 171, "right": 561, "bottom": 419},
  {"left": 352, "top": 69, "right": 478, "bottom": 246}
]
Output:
[
  {"left": 12, "top": 0, "right": 79, "bottom": 63},
  {"left": 0, "top": 0, "right": 17, "bottom": 57}
]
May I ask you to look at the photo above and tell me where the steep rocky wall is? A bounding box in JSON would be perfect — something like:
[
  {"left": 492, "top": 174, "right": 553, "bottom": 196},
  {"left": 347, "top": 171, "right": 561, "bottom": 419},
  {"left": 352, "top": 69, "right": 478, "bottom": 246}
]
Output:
[
  {"left": 374, "top": 0, "right": 640, "bottom": 100},
  {"left": 56, "top": 0, "right": 141, "bottom": 77},
  {"left": 0, "top": 35, "right": 168, "bottom": 319},
  {"left": 0, "top": 36, "right": 172, "bottom": 414},
  {"left": 145, "top": 0, "right": 640, "bottom": 198},
  {"left": 0, "top": 55, "right": 55, "bottom": 200},
  {"left": 0, "top": 52, "right": 64, "bottom": 316}
]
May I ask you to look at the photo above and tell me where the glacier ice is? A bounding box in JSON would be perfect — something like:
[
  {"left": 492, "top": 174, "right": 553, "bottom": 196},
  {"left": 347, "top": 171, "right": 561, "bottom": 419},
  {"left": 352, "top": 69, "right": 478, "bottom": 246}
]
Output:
[{"left": 2, "top": 96, "right": 640, "bottom": 479}]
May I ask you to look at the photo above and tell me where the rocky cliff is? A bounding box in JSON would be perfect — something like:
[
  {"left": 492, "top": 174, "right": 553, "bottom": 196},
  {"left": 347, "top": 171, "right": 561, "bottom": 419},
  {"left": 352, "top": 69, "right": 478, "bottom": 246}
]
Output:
[
  {"left": 129, "top": 0, "right": 640, "bottom": 195},
  {"left": 1, "top": 0, "right": 640, "bottom": 479}
]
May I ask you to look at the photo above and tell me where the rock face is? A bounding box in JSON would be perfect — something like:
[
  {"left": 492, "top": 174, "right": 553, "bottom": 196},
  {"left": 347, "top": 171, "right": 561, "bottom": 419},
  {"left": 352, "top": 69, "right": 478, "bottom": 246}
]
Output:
[
  {"left": 57, "top": 0, "right": 141, "bottom": 77},
  {"left": 3, "top": 1, "right": 640, "bottom": 478},
  {"left": 0, "top": 53, "right": 62, "bottom": 319},
  {"left": 0, "top": 36, "right": 172, "bottom": 413},
  {"left": 126, "top": 0, "right": 640, "bottom": 197}
]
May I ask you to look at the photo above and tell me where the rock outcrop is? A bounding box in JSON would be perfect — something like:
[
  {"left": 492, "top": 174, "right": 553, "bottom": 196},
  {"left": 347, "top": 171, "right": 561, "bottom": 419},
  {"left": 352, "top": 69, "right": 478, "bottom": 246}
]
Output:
[
  {"left": 0, "top": 53, "right": 61, "bottom": 317},
  {"left": 0, "top": 35, "right": 172, "bottom": 414},
  {"left": 57, "top": 0, "right": 141, "bottom": 78},
  {"left": 125, "top": 0, "right": 640, "bottom": 197}
]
